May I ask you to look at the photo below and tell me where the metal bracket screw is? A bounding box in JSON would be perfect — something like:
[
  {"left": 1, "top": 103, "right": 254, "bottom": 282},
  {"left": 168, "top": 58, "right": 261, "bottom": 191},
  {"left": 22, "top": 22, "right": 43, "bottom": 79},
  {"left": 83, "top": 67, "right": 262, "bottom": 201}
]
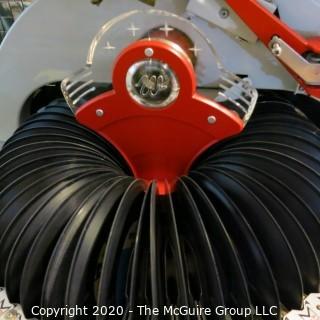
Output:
[
  {"left": 96, "top": 109, "right": 104, "bottom": 117},
  {"left": 145, "top": 47, "right": 154, "bottom": 57},
  {"left": 219, "top": 8, "right": 230, "bottom": 19},
  {"left": 208, "top": 115, "right": 217, "bottom": 124}
]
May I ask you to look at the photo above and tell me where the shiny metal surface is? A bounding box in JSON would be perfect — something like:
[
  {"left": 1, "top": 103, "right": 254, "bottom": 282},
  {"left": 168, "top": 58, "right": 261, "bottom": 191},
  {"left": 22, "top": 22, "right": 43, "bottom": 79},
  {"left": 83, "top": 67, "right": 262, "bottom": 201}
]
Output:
[
  {"left": 126, "top": 59, "right": 180, "bottom": 108},
  {"left": 269, "top": 36, "right": 320, "bottom": 86}
]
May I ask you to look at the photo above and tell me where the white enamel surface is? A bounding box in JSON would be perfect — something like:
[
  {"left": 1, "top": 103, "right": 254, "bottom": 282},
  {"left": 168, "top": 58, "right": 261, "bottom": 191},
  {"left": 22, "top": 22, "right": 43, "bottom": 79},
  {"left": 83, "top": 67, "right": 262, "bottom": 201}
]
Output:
[
  {"left": 276, "top": 0, "right": 320, "bottom": 36},
  {"left": 0, "top": 0, "right": 153, "bottom": 141}
]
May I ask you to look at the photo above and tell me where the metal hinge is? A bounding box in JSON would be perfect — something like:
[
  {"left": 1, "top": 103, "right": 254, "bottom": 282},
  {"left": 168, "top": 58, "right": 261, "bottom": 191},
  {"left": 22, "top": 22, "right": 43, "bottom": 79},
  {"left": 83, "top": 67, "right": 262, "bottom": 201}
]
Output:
[{"left": 269, "top": 36, "right": 320, "bottom": 86}]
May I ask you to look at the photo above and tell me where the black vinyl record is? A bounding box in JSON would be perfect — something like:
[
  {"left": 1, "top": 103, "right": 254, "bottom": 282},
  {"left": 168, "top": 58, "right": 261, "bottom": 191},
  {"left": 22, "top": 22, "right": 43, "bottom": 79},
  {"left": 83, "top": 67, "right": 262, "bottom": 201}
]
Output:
[{"left": 0, "top": 99, "right": 320, "bottom": 319}]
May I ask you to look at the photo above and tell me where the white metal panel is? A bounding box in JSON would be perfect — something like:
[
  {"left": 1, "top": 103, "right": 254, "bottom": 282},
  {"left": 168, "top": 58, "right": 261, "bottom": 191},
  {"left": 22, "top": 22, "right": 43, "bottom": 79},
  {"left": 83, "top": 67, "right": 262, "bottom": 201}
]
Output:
[
  {"left": 187, "top": 14, "right": 297, "bottom": 88},
  {"left": 186, "top": 0, "right": 258, "bottom": 42},
  {"left": 0, "top": 0, "right": 303, "bottom": 142},
  {"left": 276, "top": 0, "right": 320, "bottom": 36},
  {"left": 0, "top": 0, "right": 153, "bottom": 141}
]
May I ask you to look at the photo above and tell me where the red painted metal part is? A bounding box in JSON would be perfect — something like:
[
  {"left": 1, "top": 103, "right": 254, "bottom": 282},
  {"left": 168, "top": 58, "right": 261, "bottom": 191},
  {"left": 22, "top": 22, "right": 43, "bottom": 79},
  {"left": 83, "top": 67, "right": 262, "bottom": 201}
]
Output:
[
  {"left": 76, "top": 39, "right": 244, "bottom": 194},
  {"left": 226, "top": 0, "right": 320, "bottom": 99}
]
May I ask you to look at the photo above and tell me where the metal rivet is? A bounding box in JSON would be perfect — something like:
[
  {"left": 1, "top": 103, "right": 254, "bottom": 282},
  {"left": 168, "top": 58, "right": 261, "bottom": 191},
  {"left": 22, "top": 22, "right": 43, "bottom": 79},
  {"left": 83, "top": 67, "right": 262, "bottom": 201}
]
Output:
[
  {"left": 219, "top": 8, "right": 230, "bottom": 19},
  {"left": 271, "top": 43, "right": 282, "bottom": 56},
  {"left": 145, "top": 47, "right": 154, "bottom": 57},
  {"left": 208, "top": 115, "right": 216, "bottom": 124},
  {"left": 96, "top": 109, "right": 104, "bottom": 117}
]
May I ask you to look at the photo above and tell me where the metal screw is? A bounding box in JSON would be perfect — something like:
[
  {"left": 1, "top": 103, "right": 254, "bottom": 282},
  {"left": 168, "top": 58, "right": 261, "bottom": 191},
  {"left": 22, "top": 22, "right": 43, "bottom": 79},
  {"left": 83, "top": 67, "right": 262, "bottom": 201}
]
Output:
[
  {"left": 208, "top": 115, "right": 217, "bottom": 124},
  {"left": 96, "top": 109, "right": 104, "bottom": 117},
  {"left": 145, "top": 47, "right": 154, "bottom": 57},
  {"left": 271, "top": 43, "right": 282, "bottom": 56},
  {"left": 219, "top": 8, "right": 230, "bottom": 19}
]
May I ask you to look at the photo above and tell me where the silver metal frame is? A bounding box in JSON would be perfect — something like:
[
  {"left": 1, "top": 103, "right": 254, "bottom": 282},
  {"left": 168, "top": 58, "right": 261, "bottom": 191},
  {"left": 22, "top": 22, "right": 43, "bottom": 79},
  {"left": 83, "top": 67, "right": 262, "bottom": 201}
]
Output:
[{"left": 269, "top": 36, "right": 320, "bottom": 86}]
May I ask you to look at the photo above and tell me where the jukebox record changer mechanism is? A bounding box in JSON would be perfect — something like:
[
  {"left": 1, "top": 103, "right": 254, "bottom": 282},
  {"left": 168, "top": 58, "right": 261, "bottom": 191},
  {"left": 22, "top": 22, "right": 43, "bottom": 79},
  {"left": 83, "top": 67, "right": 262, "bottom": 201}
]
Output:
[
  {"left": 61, "top": 9, "right": 258, "bottom": 192},
  {"left": 0, "top": 3, "right": 320, "bottom": 320}
]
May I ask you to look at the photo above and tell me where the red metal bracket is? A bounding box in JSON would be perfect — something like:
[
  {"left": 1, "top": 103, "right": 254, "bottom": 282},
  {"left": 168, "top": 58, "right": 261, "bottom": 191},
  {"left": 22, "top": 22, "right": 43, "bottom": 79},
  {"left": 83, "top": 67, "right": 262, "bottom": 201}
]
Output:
[
  {"left": 226, "top": 0, "right": 320, "bottom": 99},
  {"left": 75, "top": 39, "right": 243, "bottom": 194}
]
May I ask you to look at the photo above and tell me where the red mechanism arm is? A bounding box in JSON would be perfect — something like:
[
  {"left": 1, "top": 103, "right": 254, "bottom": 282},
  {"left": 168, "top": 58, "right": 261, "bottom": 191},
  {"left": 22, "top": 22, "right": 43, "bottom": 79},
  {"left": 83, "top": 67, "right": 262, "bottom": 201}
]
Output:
[
  {"left": 76, "top": 39, "right": 243, "bottom": 194},
  {"left": 226, "top": 0, "right": 320, "bottom": 99}
]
